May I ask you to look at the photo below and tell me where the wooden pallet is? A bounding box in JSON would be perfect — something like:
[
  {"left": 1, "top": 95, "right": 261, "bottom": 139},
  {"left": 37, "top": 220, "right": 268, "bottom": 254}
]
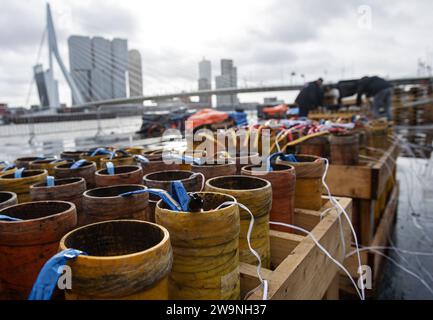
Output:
[
  {"left": 339, "top": 182, "right": 399, "bottom": 299},
  {"left": 240, "top": 196, "right": 352, "bottom": 300}
]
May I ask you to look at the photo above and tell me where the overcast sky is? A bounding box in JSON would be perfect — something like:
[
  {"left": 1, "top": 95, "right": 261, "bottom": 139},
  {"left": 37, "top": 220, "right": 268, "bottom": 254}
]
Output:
[{"left": 1, "top": 0, "right": 433, "bottom": 106}]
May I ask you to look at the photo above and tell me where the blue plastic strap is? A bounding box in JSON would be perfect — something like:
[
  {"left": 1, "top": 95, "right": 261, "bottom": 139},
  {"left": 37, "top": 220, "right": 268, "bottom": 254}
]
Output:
[
  {"left": 170, "top": 181, "right": 190, "bottom": 211},
  {"left": 14, "top": 168, "right": 24, "bottom": 178},
  {"left": 90, "top": 148, "right": 111, "bottom": 157},
  {"left": 120, "top": 188, "right": 182, "bottom": 211},
  {"left": 280, "top": 154, "right": 298, "bottom": 163},
  {"left": 106, "top": 162, "right": 115, "bottom": 175},
  {"left": 267, "top": 153, "right": 298, "bottom": 171},
  {"left": 28, "top": 249, "right": 86, "bottom": 300},
  {"left": 1, "top": 164, "right": 15, "bottom": 172},
  {"left": 0, "top": 215, "right": 22, "bottom": 222},
  {"left": 46, "top": 176, "right": 55, "bottom": 187},
  {"left": 70, "top": 159, "right": 87, "bottom": 169},
  {"left": 109, "top": 151, "right": 116, "bottom": 160},
  {"left": 135, "top": 155, "right": 149, "bottom": 164}
]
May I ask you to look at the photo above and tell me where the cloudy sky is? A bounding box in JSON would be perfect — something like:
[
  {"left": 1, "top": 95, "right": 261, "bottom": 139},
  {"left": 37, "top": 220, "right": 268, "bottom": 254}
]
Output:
[{"left": 1, "top": 0, "right": 433, "bottom": 106}]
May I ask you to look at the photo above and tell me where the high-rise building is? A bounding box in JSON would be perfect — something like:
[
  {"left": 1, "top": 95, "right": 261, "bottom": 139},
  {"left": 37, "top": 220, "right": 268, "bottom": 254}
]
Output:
[
  {"left": 198, "top": 58, "right": 212, "bottom": 106},
  {"left": 68, "top": 35, "right": 129, "bottom": 102},
  {"left": 33, "top": 64, "right": 59, "bottom": 108},
  {"left": 111, "top": 38, "right": 128, "bottom": 99},
  {"left": 68, "top": 35, "right": 92, "bottom": 103},
  {"left": 128, "top": 49, "right": 143, "bottom": 97},
  {"left": 215, "top": 59, "right": 238, "bottom": 107},
  {"left": 91, "top": 37, "right": 113, "bottom": 100}
]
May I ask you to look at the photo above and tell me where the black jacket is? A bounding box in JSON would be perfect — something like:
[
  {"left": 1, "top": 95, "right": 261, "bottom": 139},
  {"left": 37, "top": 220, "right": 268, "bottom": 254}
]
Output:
[
  {"left": 295, "top": 81, "right": 324, "bottom": 110},
  {"left": 356, "top": 76, "right": 392, "bottom": 105}
]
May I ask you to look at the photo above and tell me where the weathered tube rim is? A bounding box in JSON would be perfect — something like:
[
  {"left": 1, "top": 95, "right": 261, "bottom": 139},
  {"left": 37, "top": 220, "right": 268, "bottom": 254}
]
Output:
[
  {"left": 206, "top": 175, "right": 271, "bottom": 191},
  {"left": 31, "top": 177, "right": 85, "bottom": 188},
  {"left": 156, "top": 191, "right": 237, "bottom": 214},
  {"left": 29, "top": 158, "right": 61, "bottom": 165},
  {"left": 191, "top": 160, "right": 235, "bottom": 169},
  {"left": 0, "top": 191, "right": 17, "bottom": 204},
  {"left": 0, "top": 201, "right": 76, "bottom": 224},
  {"left": 55, "top": 161, "right": 95, "bottom": 170},
  {"left": 143, "top": 170, "right": 196, "bottom": 182},
  {"left": 83, "top": 184, "right": 146, "bottom": 199},
  {"left": 15, "top": 157, "right": 42, "bottom": 163},
  {"left": 59, "top": 219, "right": 170, "bottom": 261},
  {"left": 96, "top": 165, "right": 141, "bottom": 176},
  {"left": 0, "top": 169, "right": 47, "bottom": 179},
  {"left": 242, "top": 163, "right": 295, "bottom": 173}
]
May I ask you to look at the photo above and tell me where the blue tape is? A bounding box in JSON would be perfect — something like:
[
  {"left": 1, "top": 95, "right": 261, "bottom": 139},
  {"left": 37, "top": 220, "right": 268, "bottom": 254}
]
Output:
[
  {"left": 281, "top": 154, "right": 298, "bottom": 162},
  {"left": 267, "top": 153, "right": 298, "bottom": 171},
  {"left": 0, "top": 215, "right": 22, "bottom": 222},
  {"left": 46, "top": 176, "right": 55, "bottom": 187},
  {"left": 14, "top": 168, "right": 24, "bottom": 178},
  {"left": 90, "top": 148, "right": 111, "bottom": 157},
  {"left": 70, "top": 159, "right": 87, "bottom": 169},
  {"left": 135, "top": 155, "right": 149, "bottom": 164},
  {"left": 28, "top": 249, "right": 86, "bottom": 300},
  {"left": 120, "top": 188, "right": 182, "bottom": 211},
  {"left": 1, "top": 164, "right": 15, "bottom": 172},
  {"left": 170, "top": 181, "right": 190, "bottom": 211},
  {"left": 106, "top": 162, "right": 115, "bottom": 175}
]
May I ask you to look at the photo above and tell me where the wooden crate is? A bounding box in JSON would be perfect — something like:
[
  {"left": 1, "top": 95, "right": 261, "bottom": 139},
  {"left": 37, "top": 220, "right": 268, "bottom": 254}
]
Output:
[
  {"left": 325, "top": 139, "right": 399, "bottom": 200},
  {"left": 240, "top": 197, "right": 352, "bottom": 300},
  {"left": 339, "top": 182, "right": 399, "bottom": 299},
  {"left": 325, "top": 139, "right": 399, "bottom": 245}
]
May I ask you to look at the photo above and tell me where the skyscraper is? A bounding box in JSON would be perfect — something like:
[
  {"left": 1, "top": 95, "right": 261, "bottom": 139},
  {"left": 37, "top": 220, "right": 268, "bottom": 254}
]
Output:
[
  {"left": 215, "top": 59, "right": 238, "bottom": 107},
  {"left": 91, "top": 37, "right": 113, "bottom": 100},
  {"left": 128, "top": 49, "right": 143, "bottom": 97},
  {"left": 198, "top": 58, "right": 212, "bottom": 106},
  {"left": 68, "top": 35, "right": 92, "bottom": 103},
  {"left": 68, "top": 35, "right": 129, "bottom": 102},
  {"left": 111, "top": 38, "right": 128, "bottom": 99}
]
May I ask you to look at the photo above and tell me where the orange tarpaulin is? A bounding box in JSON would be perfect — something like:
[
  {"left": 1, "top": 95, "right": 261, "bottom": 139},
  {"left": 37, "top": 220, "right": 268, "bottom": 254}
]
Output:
[
  {"left": 263, "top": 104, "right": 289, "bottom": 116},
  {"left": 186, "top": 109, "right": 229, "bottom": 131}
]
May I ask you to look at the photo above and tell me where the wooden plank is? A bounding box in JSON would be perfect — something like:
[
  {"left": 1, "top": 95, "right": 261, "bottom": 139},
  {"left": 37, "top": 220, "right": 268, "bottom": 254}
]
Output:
[
  {"left": 326, "top": 162, "right": 373, "bottom": 199},
  {"left": 325, "top": 140, "right": 399, "bottom": 200},
  {"left": 239, "top": 263, "right": 273, "bottom": 298},
  {"left": 358, "top": 199, "right": 375, "bottom": 245},
  {"left": 293, "top": 208, "right": 321, "bottom": 231},
  {"left": 339, "top": 182, "right": 399, "bottom": 298},
  {"left": 270, "top": 231, "right": 304, "bottom": 269},
  {"left": 370, "top": 183, "right": 399, "bottom": 281},
  {"left": 324, "top": 274, "right": 340, "bottom": 300},
  {"left": 371, "top": 141, "right": 399, "bottom": 199},
  {"left": 247, "top": 197, "right": 353, "bottom": 300}
]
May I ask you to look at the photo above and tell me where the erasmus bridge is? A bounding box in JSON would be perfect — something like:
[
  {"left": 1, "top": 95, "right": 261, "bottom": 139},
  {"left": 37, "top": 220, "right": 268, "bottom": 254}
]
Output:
[{"left": 34, "top": 3, "right": 432, "bottom": 111}]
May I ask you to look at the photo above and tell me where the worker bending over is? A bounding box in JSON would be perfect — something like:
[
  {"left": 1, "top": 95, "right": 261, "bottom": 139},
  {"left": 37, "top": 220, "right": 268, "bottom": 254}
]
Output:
[
  {"left": 295, "top": 78, "right": 325, "bottom": 117},
  {"left": 356, "top": 76, "right": 393, "bottom": 120}
]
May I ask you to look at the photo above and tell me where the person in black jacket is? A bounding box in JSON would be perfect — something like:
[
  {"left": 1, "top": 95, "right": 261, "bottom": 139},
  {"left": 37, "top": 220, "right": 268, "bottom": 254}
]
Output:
[
  {"left": 356, "top": 76, "right": 393, "bottom": 120},
  {"left": 295, "top": 78, "right": 324, "bottom": 117}
]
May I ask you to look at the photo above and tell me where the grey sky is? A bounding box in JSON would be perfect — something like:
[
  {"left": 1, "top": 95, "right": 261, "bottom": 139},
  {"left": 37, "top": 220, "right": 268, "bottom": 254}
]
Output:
[{"left": 1, "top": 0, "right": 432, "bottom": 106}]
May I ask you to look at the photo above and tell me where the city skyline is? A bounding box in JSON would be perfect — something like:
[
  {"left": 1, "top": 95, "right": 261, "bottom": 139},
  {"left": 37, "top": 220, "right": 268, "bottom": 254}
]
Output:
[{"left": 1, "top": 0, "right": 433, "bottom": 107}]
